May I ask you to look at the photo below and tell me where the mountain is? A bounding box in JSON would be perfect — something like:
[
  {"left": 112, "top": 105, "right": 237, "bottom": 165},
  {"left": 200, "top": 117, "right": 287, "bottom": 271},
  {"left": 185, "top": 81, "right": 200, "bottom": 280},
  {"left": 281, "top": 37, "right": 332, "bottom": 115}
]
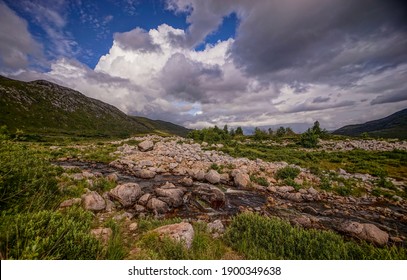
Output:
[
  {"left": 333, "top": 108, "right": 407, "bottom": 139},
  {"left": 0, "top": 75, "right": 190, "bottom": 137}
]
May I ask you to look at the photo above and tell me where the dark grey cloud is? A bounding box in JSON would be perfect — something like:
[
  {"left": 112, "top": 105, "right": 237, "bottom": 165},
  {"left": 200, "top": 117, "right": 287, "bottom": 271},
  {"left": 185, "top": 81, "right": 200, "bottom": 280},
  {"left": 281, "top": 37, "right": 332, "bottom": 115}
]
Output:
[
  {"left": 0, "top": 2, "right": 43, "bottom": 70},
  {"left": 160, "top": 53, "right": 222, "bottom": 103},
  {"left": 230, "top": 0, "right": 407, "bottom": 86},
  {"left": 371, "top": 90, "right": 407, "bottom": 105},
  {"left": 114, "top": 28, "right": 161, "bottom": 52},
  {"left": 286, "top": 100, "right": 355, "bottom": 114},
  {"left": 312, "top": 96, "right": 330, "bottom": 103}
]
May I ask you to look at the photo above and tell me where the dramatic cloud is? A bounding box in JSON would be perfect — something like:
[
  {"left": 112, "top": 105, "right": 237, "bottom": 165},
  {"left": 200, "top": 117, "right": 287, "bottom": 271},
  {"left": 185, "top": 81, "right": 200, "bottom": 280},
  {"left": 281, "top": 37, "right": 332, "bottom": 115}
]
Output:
[
  {"left": 4, "top": 0, "right": 407, "bottom": 132},
  {"left": 0, "top": 2, "right": 43, "bottom": 70}
]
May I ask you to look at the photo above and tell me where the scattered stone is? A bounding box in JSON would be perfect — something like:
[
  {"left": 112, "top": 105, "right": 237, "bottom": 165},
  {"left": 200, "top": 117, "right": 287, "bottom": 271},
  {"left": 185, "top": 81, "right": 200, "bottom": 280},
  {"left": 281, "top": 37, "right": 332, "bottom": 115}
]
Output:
[
  {"left": 267, "top": 186, "right": 277, "bottom": 193},
  {"left": 106, "top": 173, "right": 119, "bottom": 182},
  {"left": 109, "top": 183, "right": 142, "bottom": 207},
  {"left": 283, "top": 192, "right": 303, "bottom": 202},
  {"left": 234, "top": 172, "right": 250, "bottom": 188},
  {"left": 138, "top": 193, "right": 152, "bottom": 206},
  {"left": 179, "top": 177, "right": 194, "bottom": 187},
  {"left": 134, "top": 204, "right": 146, "bottom": 212},
  {"left": 139, "top": 160, "right": 154, "bottom": 167},
  {"left": 153, "top": 222, "right": 194, "bottom": 249},
  {"left": 192, "top": 170, "right": 205, "bottom": 181},
  {"left": 341, "top": 221, "right": 389, "bottom": 246},
  {"left": 146, "top": 198, "right": 169, "bottom": 214},
  {"left": 207, "top": 220, "right": 225, "bottom": 234},
  {"left": 129, "top": 222, "right": 138, "bottom": 232},
  {"left": 205, "top": 170, "right": 221, "bottom": 184},
  {"left": 82, "top": 191, "right": 106, "bottom": 211},
  {"left": 135, "top": 169, "right": 156, "bottom": 179},
  {"left": 194, "top": 183, "right": 226, "bottom": 209},
  {"left": 59, "top": 198, "right": 81, "bottom": 208},
  {"left": 155, "top": 184, "right": 185, "bottom": 208},
  {"left": 277, "top": 186, "right": 295, "bottom": 193},
  {"left": 138, "top": 140, "right": 154, "bottom": 152},
  {"left": 91, "top": 228, "right": 112, "bottom": 244},
  {"left": 114, "top": 212, "right": 134, "bottom": 221},
  {"left": 292, "top": 216, "right": 312, "bottom": 228}
]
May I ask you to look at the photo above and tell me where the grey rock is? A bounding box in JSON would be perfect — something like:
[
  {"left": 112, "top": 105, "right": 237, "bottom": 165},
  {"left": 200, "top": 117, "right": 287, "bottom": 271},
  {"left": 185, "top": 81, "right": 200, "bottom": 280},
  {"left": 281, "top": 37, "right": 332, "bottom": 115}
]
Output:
[
  {"left": 138, "top": 140, "right": 154, "bottom": 152},
  {"left": 146, "top": 198, "right": 169, "bottom": 214},
  {"left": 341, "top": 221, "right": 389, "bottom": 246},
  {"left": 109, "top": 183, "right": 142, "bottom": 207},
  {"left": 82, "top": 191, "right": 106, "bottom": 211},
  {"left": 153, "top": 222, "right": 195, "bottom": 249},
  {"left": 205, "top": 170, "right": 221, "bottom": 184},
  {"left": 135, "top": 169, "right": 156, "bottom": 179}
]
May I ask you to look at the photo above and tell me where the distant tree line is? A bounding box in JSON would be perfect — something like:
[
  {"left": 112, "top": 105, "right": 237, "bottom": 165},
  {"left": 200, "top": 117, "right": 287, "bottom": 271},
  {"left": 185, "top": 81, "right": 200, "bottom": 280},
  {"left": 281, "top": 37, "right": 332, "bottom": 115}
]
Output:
[{"left": 187, "top": 121, "right": 329, "bottom": 148}]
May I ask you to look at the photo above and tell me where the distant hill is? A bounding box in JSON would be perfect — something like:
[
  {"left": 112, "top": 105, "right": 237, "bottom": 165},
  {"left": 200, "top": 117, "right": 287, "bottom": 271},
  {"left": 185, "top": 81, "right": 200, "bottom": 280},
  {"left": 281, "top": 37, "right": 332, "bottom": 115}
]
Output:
[
  {"left": 333, "top": 108, "right": 407, "bottom": 139},
  {"left": 0, "top": 75, "right": 190, "bottom": 137}
]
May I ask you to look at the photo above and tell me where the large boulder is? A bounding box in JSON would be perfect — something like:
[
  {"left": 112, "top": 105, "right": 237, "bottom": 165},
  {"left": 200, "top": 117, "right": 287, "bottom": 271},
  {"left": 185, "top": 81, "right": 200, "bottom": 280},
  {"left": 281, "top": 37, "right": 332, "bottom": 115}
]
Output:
[
  {"left": 138, "top": 140, "right": 154, "bottom": 152},
  {"left": 234, "top": 172, "right": 251, "bottom": 188},
  {"left": 341, "top": 221, "right": 389, "bottom": 246},
  {"left": 194, "top": 183, "right": 225, "bottom": 209},
  {"left": 205, "top": 170, "right": 221, "bottom": 184},
  {"left": 153, "top": 222, "right": 194, "bottom": 249},
  {"left": 155, "top": 183, "right": 186, "bottom": 208},
  {"left": 146, "top": 198, "right": 169, "bottom": 214},
  {"left": 82, "top": 191, "right": 106, "bottom": 211},
  {"left": 109, "top": 183, "right": 142, "bottom": 207}
]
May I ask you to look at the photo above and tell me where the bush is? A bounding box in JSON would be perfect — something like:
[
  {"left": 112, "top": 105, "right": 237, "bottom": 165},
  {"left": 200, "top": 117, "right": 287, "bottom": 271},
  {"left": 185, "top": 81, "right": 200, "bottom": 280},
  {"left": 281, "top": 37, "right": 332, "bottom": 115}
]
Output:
[
  {"left": 0, "top": 207, "right": 103, "bottom": 259},
  {"left": 299, "top": 128, "right": 319, "bottom": 148},
  {"left": 223, "top": 212, "right": 407, "bottom": 260},
  {"left": 275, "top": 166, "right": 300, "bottom": 180}
]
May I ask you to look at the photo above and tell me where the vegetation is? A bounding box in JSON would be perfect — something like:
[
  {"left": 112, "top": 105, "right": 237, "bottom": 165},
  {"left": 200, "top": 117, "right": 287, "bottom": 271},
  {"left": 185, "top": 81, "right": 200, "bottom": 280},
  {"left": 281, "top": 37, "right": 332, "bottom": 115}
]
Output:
[
  {"left": 0, "top": 75, "right": 190, "bottom": 138},
  {"left": 224, "top": 213, "right": 407, "bottom": 260}
]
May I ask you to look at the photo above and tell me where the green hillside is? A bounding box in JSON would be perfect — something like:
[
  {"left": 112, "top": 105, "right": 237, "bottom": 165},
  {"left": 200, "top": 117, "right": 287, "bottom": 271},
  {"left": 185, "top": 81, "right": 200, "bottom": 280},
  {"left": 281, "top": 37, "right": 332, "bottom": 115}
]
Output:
[
  {"left": 0, "top": 76, "right": 189, "bottom": 138},
  {"left": 333, "top": 108, "right": 407, "bottom": 139}
]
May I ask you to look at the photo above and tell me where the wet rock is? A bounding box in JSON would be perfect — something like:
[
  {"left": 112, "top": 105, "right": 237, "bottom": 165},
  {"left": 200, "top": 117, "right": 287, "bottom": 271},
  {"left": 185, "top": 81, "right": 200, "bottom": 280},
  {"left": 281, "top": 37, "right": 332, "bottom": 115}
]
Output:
[
  {"left": 194, "top": 183, "right": 226, "bottom": 209},
  {"left": 59, "top": 198, "right": 81, "bottom": 208},
  {"left": 82, "top": 191, "right": 106, "bottom": 211},
  {"left": 109, "top": 183, "right": 142, "bottom": 207},
  {"left": 138, "top": 193, "right": 152, "bottom": 206},
  {"left": 234, "top": 172, "right": 250, "bottom": 188},
  {"left": 138, "top": 140, "right": 154, "bottom": 152},
  {"left": 341, "top": 221, "right": 389, "bottom": 246},
  {"left": 146, "top": 198, "right": 169, "bottom": 214},
  {"left": 155, "top": 184, "right": 186, "bottom": 208},
  {"left": 205, "top": 170, "right": 221, "bottom": 184},
  {"left": 153, "top": 222, "right": 194, "bottom": 249},
  {"left": 135, "top": 169, "right": 156, "bottom": 179},
  {"left": 91, "top": 227, "right": 112, "bottom": 244}
]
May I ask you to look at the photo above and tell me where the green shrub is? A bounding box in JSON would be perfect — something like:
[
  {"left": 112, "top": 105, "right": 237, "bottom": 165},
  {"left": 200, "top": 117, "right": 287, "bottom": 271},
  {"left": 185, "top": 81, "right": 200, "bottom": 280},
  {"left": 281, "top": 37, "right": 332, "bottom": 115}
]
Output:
[
  {"left": 299, "top": 128, "right": 319, "bottom": 148},
  {"left": 275, "top": 166, "right": 300, "bottom": 180},
  {"left": 250, "top": 175, "right": 269, "bottom": 186},
  {"left": 224, "top": 213, "right": 407, "bottom": 260},
  {"left": 0, "top": 207, "right": 103, "bottom": 259}
]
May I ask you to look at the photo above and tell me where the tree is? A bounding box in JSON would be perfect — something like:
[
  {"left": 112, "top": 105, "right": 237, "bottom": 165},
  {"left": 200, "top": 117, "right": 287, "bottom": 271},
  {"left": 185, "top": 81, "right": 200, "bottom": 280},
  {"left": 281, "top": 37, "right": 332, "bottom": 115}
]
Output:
[
  {"left": 312, "top": 121, "right": 321, "bottom": 135},
  {"left": 235, "top": 127, "right": 244, "bottom": 135},
  {"left": 230, "top": 128, "right": 235, "bottom": 137},
  {"left": 253, "top": 127, "right": 268, "bottom": 141},
  {"left": 276, "top": 127, "right": 286, "bottom": 137},
  {"left": 268, "top": 128, "right": 274, "bottom": 136},
  {"left": 299, "top": 128, "right": 319, "bottom": 148},
  {"left": 223, "top": 125, "right": 229, "bottom": 134}
]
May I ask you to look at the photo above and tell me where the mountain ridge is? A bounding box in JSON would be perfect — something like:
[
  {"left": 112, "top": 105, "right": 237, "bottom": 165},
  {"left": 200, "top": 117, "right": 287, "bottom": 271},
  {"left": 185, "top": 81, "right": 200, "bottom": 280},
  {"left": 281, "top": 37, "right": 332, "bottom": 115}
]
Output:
[
  {"left": 0, "top": 75, "right": 190, "bottom": 137},
  {"left": 333, "top": 108, "right": 407, "bottom": 139}
]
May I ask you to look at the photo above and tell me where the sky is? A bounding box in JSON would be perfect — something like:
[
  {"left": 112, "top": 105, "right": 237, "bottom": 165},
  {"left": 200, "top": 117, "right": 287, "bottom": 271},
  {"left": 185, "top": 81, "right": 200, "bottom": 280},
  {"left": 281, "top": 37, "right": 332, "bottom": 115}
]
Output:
[{"left": 0, "top": 0, "right": 407, "bottom": 132}]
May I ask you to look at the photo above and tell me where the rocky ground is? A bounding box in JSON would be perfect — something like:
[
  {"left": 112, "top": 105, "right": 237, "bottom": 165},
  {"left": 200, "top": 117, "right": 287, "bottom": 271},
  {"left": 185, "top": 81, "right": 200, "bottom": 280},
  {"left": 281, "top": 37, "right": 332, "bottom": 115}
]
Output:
[{"left": 56, "top": 135, "right": 407, "bottom": 248}]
